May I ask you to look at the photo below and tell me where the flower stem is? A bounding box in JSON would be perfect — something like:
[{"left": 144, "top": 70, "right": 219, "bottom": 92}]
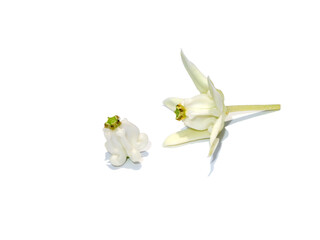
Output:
[{"left": 226, "top": 104, "right": 281, "bottom": 113}]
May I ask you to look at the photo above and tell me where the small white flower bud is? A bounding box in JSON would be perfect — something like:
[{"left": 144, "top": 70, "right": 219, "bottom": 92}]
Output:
[{"left": 103, "top": 116, "right": 149, "bottom": 167}]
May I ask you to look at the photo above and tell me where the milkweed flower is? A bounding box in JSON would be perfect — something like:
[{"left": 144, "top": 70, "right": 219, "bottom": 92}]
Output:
[
  {"left": 163, "top": 51, "right": 280, "bottom": 156},
  {"left": 103, "top": 116, "right": 149, "bottom": 166}
]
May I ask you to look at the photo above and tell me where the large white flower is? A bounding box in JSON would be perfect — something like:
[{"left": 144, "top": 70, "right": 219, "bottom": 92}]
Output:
[
  {"left": 163, "top": 51, "right": 227, "bottom": 156},
  {"left": 163, "top": 51, "right": 280, "bottom": 157},
  {"left": 103, "top": 116, "right": 149, "bottom": 166}
]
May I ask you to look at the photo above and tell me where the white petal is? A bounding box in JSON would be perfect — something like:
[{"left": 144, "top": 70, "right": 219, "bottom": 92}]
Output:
[
  {"left": 121, "top": 119, "right": 149, "bottom": 152},
  {"left": 104, "top": 131, "right": 126, "bottom": 155},
  {"left": 163, "top": 97, "right": 183, "bottom": 111},
  {"left": 115, "top": 128, "right": 134, "bottom": 155},
  {"left": 135, "top": 133, "right": 149, "bottom": 151},
  {"left": 128, "top": 149, "right": 142, "bottom": 163},
  {"left": 163, "top": 128, "right": 210, "bottom": 146},
  {"left": 103, "top": 128, "right": 112, "bottom": 139},
  {"left": 115, "top": 127, "right": 144, "bottom": 163},
  {"left": 181, "top": 50, "right": 208, "bottom": 93},
  {"left": 121, "top": 119, "right": 140, "bottom": 144},
  {"left": 186, "top": 108, "right": 220, "bottom": 119},
  {"left": 208, "top": 77, "right": 224, "bottom": 113},
  {"left": 184, "top": 94, "right": 215, "bottom": 109},
  {"left": 184, "top": 116, "right": 216, "bottom": 131},
  {"left": 208, "top": 138, "right": 220, "bottom": 157},
  {"left": 209, "top": 115, "right": 224, "bottom": 145},
  {"left": 110, "top": 152, "right": 127, "bottom": 167}
]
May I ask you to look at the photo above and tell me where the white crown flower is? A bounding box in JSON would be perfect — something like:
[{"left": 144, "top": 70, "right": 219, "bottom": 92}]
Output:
[
  {"left": 163, "top": 51, "right": 280, "bottom": 156},
  {"left": 103, "top": 116, "right": 149, "bottom": 166}
]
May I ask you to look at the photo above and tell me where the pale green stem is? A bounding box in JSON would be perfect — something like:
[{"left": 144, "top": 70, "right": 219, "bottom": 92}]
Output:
[{"left": 226, "top": 104, "right": 281, "bottom": 113}]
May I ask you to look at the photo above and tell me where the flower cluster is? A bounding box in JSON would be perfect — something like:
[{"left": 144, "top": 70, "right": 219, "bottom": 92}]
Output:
[{"left": 103, "top": 51, "right": 280, "bottom": 166}]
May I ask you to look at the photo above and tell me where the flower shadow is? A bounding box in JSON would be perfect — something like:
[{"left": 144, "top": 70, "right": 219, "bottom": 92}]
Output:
[
  {"left": 225, "top": 110, "right": 274, "bottom": 127},
  {"left": 208, "top": 128, "right": 229, "bottom": 176},
  {"left": 208, "top": 110, "right": 276, "bottom": 176},
  {"left": 105, "top": 151, "right": 149, "bottom": 170}
]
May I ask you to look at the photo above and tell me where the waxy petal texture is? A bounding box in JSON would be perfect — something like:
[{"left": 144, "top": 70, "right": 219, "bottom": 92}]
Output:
[
  {"left": 163, "top": 51, "right": 227, "bottom": 157},
  {"left": 209, "top": 115, "right": 224, "bottom": 145},
  {"left": 163, "top": 97, "right": 183, "bottom": 111},
  {"left": 163, "top": 128, "right": 210, "bottom": 146},
  {"left": 208, "top": 77, "right": 224, "bottom": 113},
  {"left": 181, "top": 50, "right": 208, "bottom": 93},
  {"left": 103, "top": 118, "right": 149, "bottom": 166},
  {"left": 109, "top": 151, "right": 127, "bottom": 167},
  {"left": 183, "top": 115, "right": 216, "bottom": 131},
  {"left": 208, "top": 138, "right": 220, "bottom": 157}
]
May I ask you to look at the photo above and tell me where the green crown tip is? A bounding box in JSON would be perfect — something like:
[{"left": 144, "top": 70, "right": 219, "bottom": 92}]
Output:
[{"left": 104, "top": 115, "right": 121, "bottom": 130}]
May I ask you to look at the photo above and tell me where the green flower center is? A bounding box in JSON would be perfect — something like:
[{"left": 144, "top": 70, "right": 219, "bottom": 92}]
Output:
[
  {"left": 175, "top": 104, "right": 186, "bottom": 121},
  {"left": 104, "top": 115, "right": 121, "bottom": 130}
]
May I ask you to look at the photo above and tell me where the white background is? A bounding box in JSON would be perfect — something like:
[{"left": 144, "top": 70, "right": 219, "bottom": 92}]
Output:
[{"left": 1, "top": 0, "right": 320, "bottom": 239}]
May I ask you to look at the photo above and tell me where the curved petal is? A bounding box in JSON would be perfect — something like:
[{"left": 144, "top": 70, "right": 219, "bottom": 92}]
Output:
[
  {"left": 104, "top": 130, "right": 126, "bottom": 155},
  {"left": 208, "top": 77, "right": 224, "bottom": 113},
  {"left": 208, "top": 138, "right": 220, "bottom": 157},
  {"left": 163, "top": 128, "right": 210, "bottom": 146},
  {"left": 121, "top": 119, "right": 149, "bottom": 152},
  {"left": 115, "top": 127, "right": 142, "bottom": 163},
  {"left": 135, "top": 133, "right": 149, "bottom": 152},
  {"left": 103, "top": 128, "right": 112, "bottom": 139},
  {"left": 184, "top": 94, "right": 215, "bottom": 109},
  {"left": 181, "top": 50, "right": 208, "bottom": 93},
  {"left": 163, "top": 97, "right": 183, "bottom": 111},
  {"left": 109, "top": 152, "right": 127, "bottom": 167},
  {"left": 183, "top": 116, "right": 216, "bottom": 131},
  {"left": 121, "top": 119, "right": 140, "bottom": 144},
  {"left": 209, "top": 115, "right": 224, "bottom": 145},
  {"left": 128, "top": 149, "right": 142, "bottom": 163},
  {"left": 186, "top": 108, "right": 220, "bottom": 119}
]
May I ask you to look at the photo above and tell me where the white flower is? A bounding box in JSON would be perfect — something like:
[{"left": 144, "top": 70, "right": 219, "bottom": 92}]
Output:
[
  {"left": 163, "top": 51, "right": 281, "bottom": 157},
  {"left": 163, "top": 51, "right": 227, "bottom": 156},
  {"left": 103, "top": 116, "right": 149, "bottom": 166}
]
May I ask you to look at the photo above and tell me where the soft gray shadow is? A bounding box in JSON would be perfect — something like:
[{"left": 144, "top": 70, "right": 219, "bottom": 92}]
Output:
[
  {"left": 208, "top": 110, "right": 277, "bottom": 176},
  {"left": 105, "top": 151, "right": 149, "bottom": 170},
  {"left": 208, "top": 128, "right": 229, "bottom": 176},
  {"left": 225, "top": 110, "right": 274, "bottom": 127}
]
